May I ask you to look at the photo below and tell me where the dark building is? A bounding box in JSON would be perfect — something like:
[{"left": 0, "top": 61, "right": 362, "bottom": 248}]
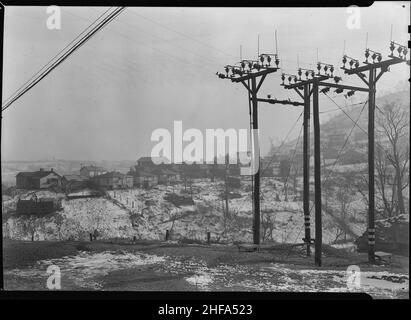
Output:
[
  {"left": 62, "top": 174, "right": 89, "bottom": 192},
  {"left": 137, "top": 156, "right": 170, "bottom": 167},
  {"left": 79, "top": 165, "right": 107, "bottom": 178},
  {"left": 91, "top": 171, "right": 133, "bottom": 189},
  {"left": 16, "top": 193, "right": 62, "bottom": 215},
  {"left": 16, "top": 169, "right": 62, "bottom": 189}
]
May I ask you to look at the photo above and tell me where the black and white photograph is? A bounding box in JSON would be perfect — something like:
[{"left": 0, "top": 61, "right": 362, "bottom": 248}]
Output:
[{"left": 1, "top": 2, "right": 409, "bottom": 301}]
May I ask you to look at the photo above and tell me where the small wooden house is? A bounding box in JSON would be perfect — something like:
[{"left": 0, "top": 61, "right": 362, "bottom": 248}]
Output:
[
  {"left": 91, "top": 171, "right": 133, "bottom": 190},
  {"left": 79, "top": 165, "right": 107, "bottom": 178},
  {"left": 16, "top": 169, "right": 62, "bottom": 189},
  {"left": 16, "top": 194, "right": 62, "bottom": 216},
  {"left": 132, "top": 170, "right": 159, "bottom": 188},
  {"left": 157, "top": 169, "right": 181, "bottom": 184},
  {"left": 62, "top": 174, "right": 89, "bottom": 192}
]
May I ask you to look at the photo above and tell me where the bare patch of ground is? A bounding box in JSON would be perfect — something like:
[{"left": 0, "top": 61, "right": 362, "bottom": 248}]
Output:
[{"left": 3, "top": 239, "right": 409, "bottom": 298}]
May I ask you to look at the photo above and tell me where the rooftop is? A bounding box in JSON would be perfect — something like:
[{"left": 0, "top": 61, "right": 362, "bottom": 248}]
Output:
[
  {"left": 16, "top": 170, "right": 60, "bottom": 179},
  {"left": 63, "top": 174, "right": 89, "bottom": 182},
  {"left": 137, "top": 156, "right": 171, "bottom": 165},
  {"left": 80, "top": 165, "right": 106, "bottom": 171},
  {"left": 92, "top": 171, "right": 131, "bottom": 179}
]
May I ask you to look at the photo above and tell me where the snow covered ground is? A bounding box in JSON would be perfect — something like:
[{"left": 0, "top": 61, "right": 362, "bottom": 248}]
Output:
[
  {"left": 2, "top": 178, "right": 369, "bottom": 245},
  {"left": 4, "top": 250, "right": 408, "bottom": 297},
  {"left": 103, "top": 179, "right": 366, "bottom": 244},
  {"left": 3, "top": 197, "right": 135, "bottom": 241}
]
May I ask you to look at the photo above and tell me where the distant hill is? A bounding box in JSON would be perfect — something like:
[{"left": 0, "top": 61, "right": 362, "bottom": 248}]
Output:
[
  {"left": 268, "top": 88, "right": 410, "bottom": 157},
  {"left": 322, "top": 88, "right": 410, "bottom": 137}
]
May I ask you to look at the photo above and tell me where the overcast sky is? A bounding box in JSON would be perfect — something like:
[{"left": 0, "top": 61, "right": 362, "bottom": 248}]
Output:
[{"left": 1, "top": 3, "right": 409, "bottom": 161}]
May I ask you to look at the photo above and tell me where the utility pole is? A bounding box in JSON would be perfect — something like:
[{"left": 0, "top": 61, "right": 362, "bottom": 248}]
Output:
[
  {"left": 217, "top": 53, "right": 280, "bottom": 244},
  {"left": 286, "top": 75, "right": 313, "bottom": 257},
  {"left": 368, "top": 66, "right": 376, "bottom": 264},
  {"left": 341, "top": 42, "right": 409, "bottom": 263},
  {"left": 251, "top": 76, "right": 260, "bottom": 243},
  {"left": 312, "top": 78, "right": 322, "bottom": 266},
  {"left": 281, "top": 69, "right": 327, "bottom": 263},
  {"left": 224, "top": 169, "right": 229, "bottom": 219},
  {"left": 303, "top": 82, "right": 311, "bottom": 256},
  {"left": 257, "top": 93, "right": 307, "bottom": 249},
  {"left": 282, "top": 63, "right": 369, "bottom": 266}
]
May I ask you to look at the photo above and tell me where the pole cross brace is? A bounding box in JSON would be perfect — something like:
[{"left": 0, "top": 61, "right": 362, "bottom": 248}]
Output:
[
  {"left": 341, "top": 57, "right": 405, "bottom": 75},
  {"left": 255, "top": 98, "right": 304, "bottom": 106}
]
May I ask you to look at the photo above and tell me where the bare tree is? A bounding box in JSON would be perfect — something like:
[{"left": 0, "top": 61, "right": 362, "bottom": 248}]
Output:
[
  {"left": 292, "top": 166, "right": 300, "bottom": 196},
  {"left": 335, "top": 176, "right": 354, "bottom": 240},
  {"left": 164, "top": 204, "right": 181, "bottom": 239},
  {"left": 279, "top": 159, "right": 291, "bottom": 201},
  {"left": 25, "top": 216, "right": 38, "bottom": 241},
  {"left": 322, "top": 178, "right": 334, "bottom": 210},
  {"left": 261, "top": 212, "right": 275, "bottom": 242},
  {"left": 355, "top": 173, "right": 388, "bottom": 220},
  {"left": 320, "top": 140, "right": 334, "bottom": 209},
  {"left": 377, "top": 102, "right": 409, "bottom": 215},
  {"left": 375, "top": 146, "right": 397, "bottom": 217},
  {"left": 355, "top": 173, "right": 369, "bottom": 206}
]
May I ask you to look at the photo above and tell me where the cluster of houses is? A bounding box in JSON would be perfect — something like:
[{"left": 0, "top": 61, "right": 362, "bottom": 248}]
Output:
[
  {"left": 14, "top": 155, "right": 248, "bottom": 192},
  {"left": 128, "top": 156, "right": 250, "bottom": 188},
  {"left": 16, "top": 165, "right": 134, "bottom": 192},
  {"left": 128, "top": 156, "right": 180, "bottom": 188},
  {"left": 15, "top": 152, "right": 307, "bottom": 192},
  {"left": 15, "top": 158, "right": 186, "bottom": 192}
]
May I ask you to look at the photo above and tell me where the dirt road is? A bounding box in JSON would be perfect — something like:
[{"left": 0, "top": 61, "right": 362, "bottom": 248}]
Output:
[{"left": 3, "top": 240, "right": 409, "bottom": 298}]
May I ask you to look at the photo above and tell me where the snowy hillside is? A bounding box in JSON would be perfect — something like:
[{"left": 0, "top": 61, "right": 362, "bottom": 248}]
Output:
[{"left": 3, "top": 177, "right": 368, "bottom": 245}]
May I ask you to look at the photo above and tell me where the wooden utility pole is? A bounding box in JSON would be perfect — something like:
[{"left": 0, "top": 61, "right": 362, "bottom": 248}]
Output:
[
  {"left": 282, "top": 70, "right": 329, "bottom": 264},
  {"left": 224, "top": 171, "right": 229, "bottom": 219},
  {"left": 217, "top": 55, "right": 280, "bottom": 245},
  {"left": 251, "top": 76, "right": 261, "bottom": 244},
  {"left": 303, "top": 83, "right": 311, "bottom": 256},
  {"left": 341, "top": 43, "right": 408, "bottom": 263},
  {"left": 368, "top": 67, "right": 376, "bottom": 264},
  {"left": 312, "top": 79, "right": 322, "bottom": 267},
  {"left": 282, "top": 65, "right": 369, "bottom": 266},
  {"left": 257, "top": 93, "right": 306, "bottom": 249}
]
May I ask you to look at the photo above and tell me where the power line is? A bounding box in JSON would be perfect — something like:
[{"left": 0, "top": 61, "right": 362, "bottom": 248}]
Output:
[
  {"left": 323, "top": 99, "right": 368, "bottom": 180},
  {"left": 283, "top": 123, "right": 304, "bottom": 191},
  {"left": 129, "top": 9, "right": 237, "bottom": 60},
  {"left": 2, "top": 7, "right": 114, "bottom": 107},
  {"left": 95, "top": 10, "right": 224, "bottom": 69},
  {"left": 318, "top": 100, "right": 367, "bottom": 114},
  {"left": 260, "top": 111, "right": 303, "bottom": 176},
  {"left": 261, "top": 121, "right": 303, "bottom": 202},
  {"left": 2, "top": 7, "right": 125, "bottom": 112},
  {"left": 286, "top": 99, "right": 368, "bottom": 254},
  {"left": 323, "top": 93, "right": 394, "bottom": 164},
  {"left": 67, "top": 9, "right": 220, "bottom": 76},
  {"left": 323, "top": 93, "right": 368, "bottom": 136}
]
